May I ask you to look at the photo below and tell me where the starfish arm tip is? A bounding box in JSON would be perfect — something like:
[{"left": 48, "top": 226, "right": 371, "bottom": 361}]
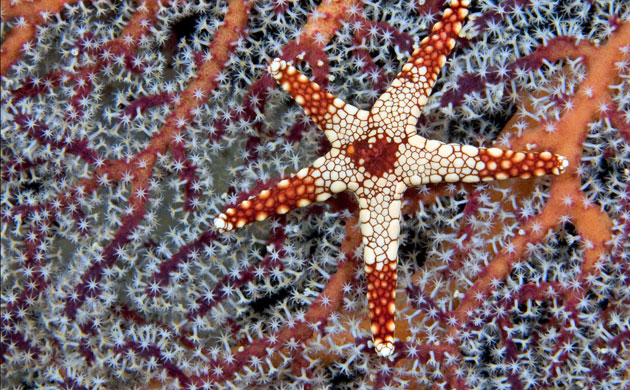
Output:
[
  {"left": 213, "top": 214, "right": 232, "bottom": 232},
  {"left": 268, "top": 58, "right": 286, "bottom": 79},
  {"left": 374, "top": 340, "right": 395, "bottom": 358},
  {"left": 557, "top": 155, "right": 570, "bottom": 174}
]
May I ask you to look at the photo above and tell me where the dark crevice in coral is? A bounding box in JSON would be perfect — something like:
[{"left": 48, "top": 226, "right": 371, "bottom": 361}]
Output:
[
  {"left": 400, "top": 217, "right": 428, "bottom": 269},
  {"left": 19, "top": 173, "right": 43, "bottom": 195},
  {"left": 248, "top": 286, "right": 291, "bottom": 316},
  {"left": 562, "top": 221, "right": 578, "bottom": 238},
  {"left": 536, "top": 301, "right": 551, "bottom": 325},
  {"left": 171, "top": 13, "right": 204, "bottom": 45},
  {"left": 328, "top": 364, "right": 359, "bottom": 389}
]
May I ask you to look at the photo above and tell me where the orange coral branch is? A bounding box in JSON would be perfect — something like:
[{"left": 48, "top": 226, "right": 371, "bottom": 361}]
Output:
[
  {"left": 1, "top": 0, "right": 167, "bottom": 76},
  {"left": 92, "top": 0, "right": 250, "bottom": 212},
  {"left": 2, "top": 0, "right": 83, "bottom": 18},
  {"left": 299, "top": 0, "right": 359, "bottom": 48},
  {"left": 1, "top": 0, "right": 87, "bottom": 75}
]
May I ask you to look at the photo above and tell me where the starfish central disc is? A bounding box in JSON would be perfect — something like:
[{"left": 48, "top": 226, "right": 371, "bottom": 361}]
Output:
[{"left": 348, "top": 136, "right": 401, "bottom": 177}]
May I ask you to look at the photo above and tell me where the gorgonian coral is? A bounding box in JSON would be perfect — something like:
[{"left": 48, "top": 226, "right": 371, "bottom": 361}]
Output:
[{"left": 1, "top": 0, "right": 629, "bottom": 389}]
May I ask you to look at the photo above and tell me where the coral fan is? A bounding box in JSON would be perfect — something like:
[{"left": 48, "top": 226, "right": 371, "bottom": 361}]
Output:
[{"left": 1, "top": 0, "right": 629, "bottom": 389}]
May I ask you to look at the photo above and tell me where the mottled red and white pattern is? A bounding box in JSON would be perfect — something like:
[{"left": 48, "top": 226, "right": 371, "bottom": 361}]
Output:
[{"left": 214, "top": 0, "right": 569, "bottom": 357}]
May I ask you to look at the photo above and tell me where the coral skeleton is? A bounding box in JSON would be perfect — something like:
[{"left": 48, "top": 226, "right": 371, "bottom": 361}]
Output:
[{"left": 1, "top": 0, "right": 629, "bottom": 388}]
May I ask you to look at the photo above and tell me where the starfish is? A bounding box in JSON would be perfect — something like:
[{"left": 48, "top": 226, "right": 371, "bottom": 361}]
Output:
[{"left": 214, "top": 0, "right": 568, "bottom": 357}]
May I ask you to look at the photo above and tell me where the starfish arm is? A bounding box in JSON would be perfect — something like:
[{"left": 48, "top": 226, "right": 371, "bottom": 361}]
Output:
[
  {"left": 357, "top": 183, "right": 406, "bottom": 357},
  {"left": 370, "top": 0, "right": 470, "bottom": 137},
  {"left": 214, "top": 156, "right": 335, "bottom": 232},
  {"left": 269, "top": 58, "right": 369, "bottom": 145},
  {"left": 400, "top": 135, "right": 569, "bottom": 186}
]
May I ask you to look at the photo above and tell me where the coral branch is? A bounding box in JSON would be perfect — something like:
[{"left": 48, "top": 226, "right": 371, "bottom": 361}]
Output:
[{"left": 1, "top": 0, "right": 86, "bottom": 75}]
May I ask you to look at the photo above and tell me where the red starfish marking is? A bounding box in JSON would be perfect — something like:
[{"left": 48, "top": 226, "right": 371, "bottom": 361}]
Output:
[{"left": 348, "top": 136, "right": 401, "bottom": 177}]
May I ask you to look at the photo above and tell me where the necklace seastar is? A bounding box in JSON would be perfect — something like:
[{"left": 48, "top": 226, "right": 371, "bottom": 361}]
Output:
[{"left": 214, "top": 0, "right": 568, "bottom": 357}]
